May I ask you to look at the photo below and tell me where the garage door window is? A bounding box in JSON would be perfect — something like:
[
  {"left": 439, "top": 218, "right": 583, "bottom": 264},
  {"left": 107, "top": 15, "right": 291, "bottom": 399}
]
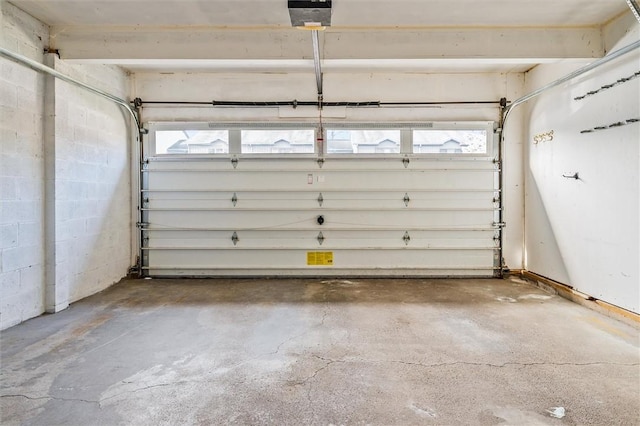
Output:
[
  {"left": 241, "top": 130, "right": 315, "bottom": 154},
  {"left": 413, "top": 129, "right": 488, "bottom": 154},
  {"left": 326, "top": 129, "right": 401, "bottom": 154},
  {"left": 154, "top": 130, "right": 229, "bottom": 155}
]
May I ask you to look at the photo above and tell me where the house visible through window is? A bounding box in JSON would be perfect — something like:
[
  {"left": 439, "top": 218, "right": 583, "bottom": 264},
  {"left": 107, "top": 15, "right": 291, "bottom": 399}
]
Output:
[
  {"left": 413, "top": 130, "right": 487, "bottom": 154},
  {"left": 241, "top": 130, "right": 314, "bottom": 154},
  {"left": 326, "top": 130, "right": 401, "bottom": 154},
  {"left": 155, "top": 130, "right": 229, "bottom": 154}
]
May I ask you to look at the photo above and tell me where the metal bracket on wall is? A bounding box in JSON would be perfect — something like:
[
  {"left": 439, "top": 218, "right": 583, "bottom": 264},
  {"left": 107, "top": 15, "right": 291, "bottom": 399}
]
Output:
[
  {"left": 580, "top": 118, "right": 639, "bottom": 134},
  {"left": 402, "top": 231, "right": 411, "bottom": 245},
  {"left": 562, "top": 172, "right": 579, "bottom": 180},
  {"left": 231, "top": 232, "right": 239, "bottom": 246},
  {"left": 317, "top": 232, "right": 325, "bottom": 245}
]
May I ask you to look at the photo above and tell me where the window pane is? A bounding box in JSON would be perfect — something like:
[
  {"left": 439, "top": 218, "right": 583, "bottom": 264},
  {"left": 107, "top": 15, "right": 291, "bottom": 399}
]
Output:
[
  {"left": 155, "top": 130, "right": 229, "bottom": 154},
  {"left": 327, "top": 130, "right": 401, "bottom": 154},
  {"left": 412, "top": 130, "right": 487, "bottom": 154},
  {"left": 241, "top": 130, "right": 315, "bottom": 154}
]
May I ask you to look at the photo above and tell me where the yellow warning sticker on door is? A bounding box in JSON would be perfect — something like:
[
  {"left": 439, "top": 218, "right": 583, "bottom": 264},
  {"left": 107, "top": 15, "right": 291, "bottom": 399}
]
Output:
[{"left": 307, "top": 251, "right": 334, "bottom": 266}]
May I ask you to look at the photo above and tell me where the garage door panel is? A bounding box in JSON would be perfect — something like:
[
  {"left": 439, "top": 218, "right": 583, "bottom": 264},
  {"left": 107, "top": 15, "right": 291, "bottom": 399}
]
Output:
[
  {"left": 146, "top": 170, "right": 495, "bottom": 191},
  {"left": 145, "top": 229, "right": 495, "bottom": 250},
  {"left": 146, "top": 210, "right": 494, "bottom": 229},
  {"left": 146, "top": 248, "right": 495, "bottom": 270},
  {"left": 147, "top": 157, "right": 493, "bottom": 171},
  {"left": 145, "top": 190, "right": 496, "bottom": 210}
]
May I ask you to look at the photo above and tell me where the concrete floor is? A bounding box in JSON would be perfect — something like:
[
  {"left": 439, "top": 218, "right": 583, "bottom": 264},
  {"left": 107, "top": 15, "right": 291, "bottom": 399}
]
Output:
[{"left": 1, "top": 277, "right": 638, "bottom": 426}]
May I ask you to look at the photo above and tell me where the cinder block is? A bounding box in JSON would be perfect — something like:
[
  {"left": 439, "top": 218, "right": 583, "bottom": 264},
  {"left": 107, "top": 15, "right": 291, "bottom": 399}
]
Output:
[
  {"left": 0, "top": 62, "right": 17, "bottom": 84},
  {"left": 0, "top": 224, "right": 18, "bottom": 249},
  {"left": 0, "top": 34, "right": 19, "bottom": 54},
  {"left": 72, "top": 125, "right": 90, "bottom": 143},
  {"left": 0, "top": 128, "right": 18, "bottom": 155},
  {"left": 18, "top": 221, "right": 42, "bottom": 246},
  {"left": 0, "top": 105, "right": 17, "bottom": 131},
  {"left": 0, "top": 200, "right": 19, "bottom": 224},
  {"left": 16, "top": 177, "right": 42, "bottom": 201},
  {"left": 13, "top": 65, "right": 41, "bottom": 90},
  {"left": 68, "top": 105, "right": 87, "bottom": 126},
  {"left": 20, "top": 263, "right": 44, "bottom": 292},
  {"left": 0, "top": 176, "right": 16, "bottom": 200},
  {"left": 2, "top": 245, "right": 39, "bottom": 272},
  {"left": 17, "top": 42, "right": 43, "bottom": 63},
  {"left": 0, "top": 270, "right": 21, "bottom": 295},
  {"left": 0, "top": 297, "right": 23, "bottom": 330},
  {"left": 15, "top": 135, "right": 43, "bottom": 157},
  {"left": 20, "top": 200, "right": 41, "bottom": 223},
  {"left": 0, "top": 82, "right": 17, "bottom": 108},
  {"left": 17, "top": 86, "right": 39, "bottom": 112}
]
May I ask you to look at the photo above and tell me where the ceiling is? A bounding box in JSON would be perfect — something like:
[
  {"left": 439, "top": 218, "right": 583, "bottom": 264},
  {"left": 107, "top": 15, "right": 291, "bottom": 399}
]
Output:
[
  {"left": 9, "top": 0, "right": 628, "bottom": 27},
  {"left": 7, "top": 0, "right": 633, "bottom": 73}
]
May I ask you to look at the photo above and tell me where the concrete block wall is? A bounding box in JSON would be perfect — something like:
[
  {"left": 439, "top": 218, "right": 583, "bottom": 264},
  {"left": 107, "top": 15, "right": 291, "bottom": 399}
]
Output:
[
  {"left": 1, "top": 2, "right": 132, "bottom": 329},
  {"left": 51, "top": 59, "right": 131, "bottom": 304},
  {"left": 0, "top": 1, "right": 48, "bottom": 329}
]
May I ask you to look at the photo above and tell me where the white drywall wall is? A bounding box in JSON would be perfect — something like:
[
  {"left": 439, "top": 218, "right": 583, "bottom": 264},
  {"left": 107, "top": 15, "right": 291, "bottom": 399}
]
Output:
[
  {"left": 523, "top": 15, "right": 640, "bottom": 313},
  {"left": 1, "top": 2, "right": 132, "bottom": 329},
  {"left": 133, "top": 71, "right": 525, "bottom": 271}
]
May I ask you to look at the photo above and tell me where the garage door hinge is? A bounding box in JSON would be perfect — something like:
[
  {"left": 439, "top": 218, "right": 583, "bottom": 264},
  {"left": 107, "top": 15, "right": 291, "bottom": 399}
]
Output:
[
  {"left": 317, "top": 232, "right": 325, "bottom": 245},
  {"left": 402, "top": 157, "right": 410, "bottom": 168},
  {"left": 403, "top": 193, "right": 410, "bottom": 206},
  {"left": 317, "top": 193, "right": 324, "bottom": 207},
  {"left": 136, "top": 222, "right": 150, "bottom": 228},
  {"left": 493, "top": 222, "right": 506, "bottom": 228},
  {"left": 231, "top": 231, "right": 239, "bottom": 246},
  {"left": 403, "top": 231, "right": 411, "bottom": 245},
  {"left": 231, "top": 193, "right": 238, "bottom": 207},
  {"left": 231, "top": 157, "right": 238, "bottom": 169},
  {"left": 317, "top": 158, "right": 325, "bottom": 168}
]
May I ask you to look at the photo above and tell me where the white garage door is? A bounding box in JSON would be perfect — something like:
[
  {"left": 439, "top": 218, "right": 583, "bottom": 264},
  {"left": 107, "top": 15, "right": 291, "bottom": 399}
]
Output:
[{"left": 140, "top": 122, "right": 500, "bottom": 277}]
